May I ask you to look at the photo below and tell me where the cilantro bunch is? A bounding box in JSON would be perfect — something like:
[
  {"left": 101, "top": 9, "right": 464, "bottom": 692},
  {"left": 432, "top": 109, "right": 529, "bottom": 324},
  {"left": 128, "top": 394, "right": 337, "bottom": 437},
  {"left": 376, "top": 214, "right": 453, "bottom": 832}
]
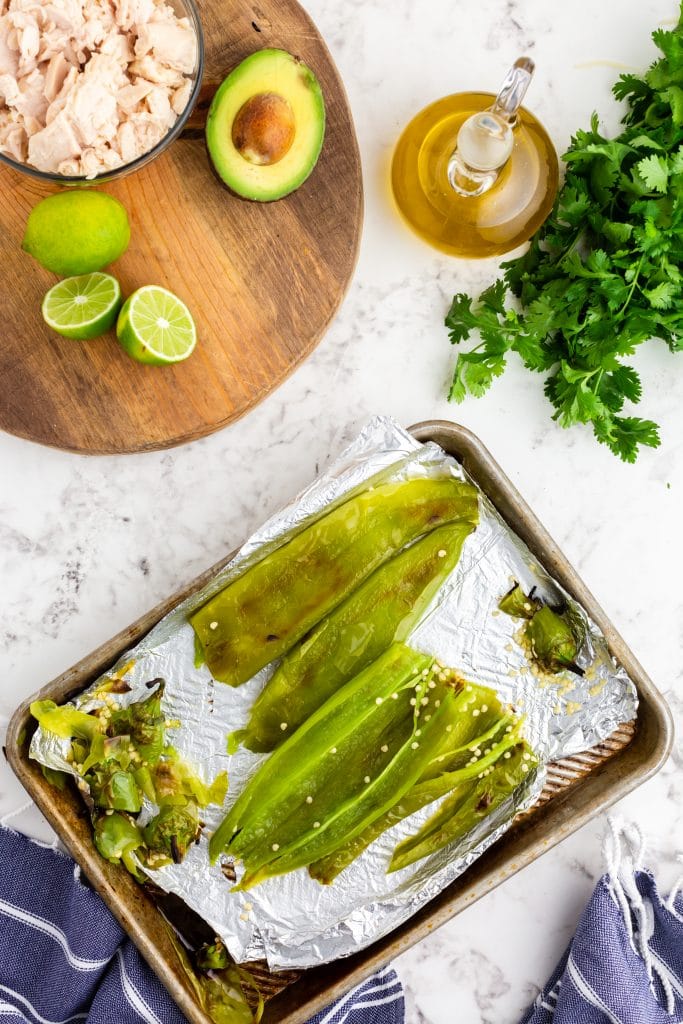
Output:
[{"left": 446, "top": 8, "right": 683, "bottom": 461}]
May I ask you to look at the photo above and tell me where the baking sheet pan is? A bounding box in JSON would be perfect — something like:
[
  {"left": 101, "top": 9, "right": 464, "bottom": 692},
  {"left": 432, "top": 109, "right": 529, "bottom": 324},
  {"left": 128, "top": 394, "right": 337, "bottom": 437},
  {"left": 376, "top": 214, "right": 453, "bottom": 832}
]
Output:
[{"left": 6, "top": 420, "right": 673, "bottom": 1024}]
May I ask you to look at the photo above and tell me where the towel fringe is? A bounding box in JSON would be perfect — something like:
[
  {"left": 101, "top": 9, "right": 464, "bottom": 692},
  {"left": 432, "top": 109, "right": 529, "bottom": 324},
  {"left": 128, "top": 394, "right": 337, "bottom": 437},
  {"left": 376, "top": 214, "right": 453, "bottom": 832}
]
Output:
[
  {"left": 604, "top": 817, "right": 675, "bottom": 1016},
  {"left": 666, "top": 854, "right": 683, "bottom": 916}
]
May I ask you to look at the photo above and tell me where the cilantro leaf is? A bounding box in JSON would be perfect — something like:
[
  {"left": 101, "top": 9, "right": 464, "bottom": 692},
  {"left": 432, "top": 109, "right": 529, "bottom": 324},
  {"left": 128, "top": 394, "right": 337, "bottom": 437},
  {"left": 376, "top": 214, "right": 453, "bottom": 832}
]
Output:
[
  {"left": 445, "top": 294, "right": 480, "bottom": 344},
  {"left": 594, "top": 416, "right": 661, "bottom": 462},
  {"left": 479, "top": 279, "right": 508, "bottom": 316},
  {"left": 613, "top": 73, "right": 650, "bottom": 103},
  {"left": 556, "top": 186, "right": 593, "bottom": 226},
  {"left": 666, "top": 85, "right": 683, "bottom": 125},
  {"left": 636, "top": 154, "right": 669, "bottom": 193},
  {"left": 599, "top": 365, "right": 642, "bottom": 412},
  {"left": 628, "top": 134, "right": 664, "bottom": 150},
  {"left": 600, "top": 220, "right": 633, "bottom": 245},
  {"left": 449, "top": 351, "right": 506, "bottom": 402},
  {"left": 643, "top": 281, "right": 676, "bottom": 308}
]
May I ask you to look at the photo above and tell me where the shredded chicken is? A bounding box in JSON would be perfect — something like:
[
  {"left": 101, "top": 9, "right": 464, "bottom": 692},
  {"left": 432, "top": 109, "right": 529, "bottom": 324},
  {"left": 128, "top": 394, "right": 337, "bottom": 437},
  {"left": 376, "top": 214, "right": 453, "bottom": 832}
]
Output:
[
  {"left": 134, "top": 19, "right": 194, "bottom": 73},
  {"left": 43, "top": 51, "right": 68, "bottom": 101},
  {"left": 0, "top": 0, "right": 195, "bottom": 176}
]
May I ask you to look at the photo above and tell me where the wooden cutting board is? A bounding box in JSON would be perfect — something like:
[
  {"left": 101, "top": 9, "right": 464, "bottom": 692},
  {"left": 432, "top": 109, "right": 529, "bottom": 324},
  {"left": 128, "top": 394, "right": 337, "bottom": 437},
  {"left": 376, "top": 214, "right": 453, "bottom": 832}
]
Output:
[{"left": 0, "top": 0, "right": 362, "bottom": 454}]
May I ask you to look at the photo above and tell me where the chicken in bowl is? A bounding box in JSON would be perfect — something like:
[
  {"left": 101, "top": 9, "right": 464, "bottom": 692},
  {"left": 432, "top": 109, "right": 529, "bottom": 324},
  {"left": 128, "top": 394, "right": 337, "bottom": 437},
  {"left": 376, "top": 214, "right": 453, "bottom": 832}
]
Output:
[{"left": 0, "top": 0, "right": 199, "bottom": 179}]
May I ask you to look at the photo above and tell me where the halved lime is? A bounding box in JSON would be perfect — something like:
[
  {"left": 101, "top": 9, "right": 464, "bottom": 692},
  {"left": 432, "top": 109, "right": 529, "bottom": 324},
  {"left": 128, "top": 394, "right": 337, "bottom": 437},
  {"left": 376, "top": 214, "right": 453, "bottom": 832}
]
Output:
[
  {"left": 42, "top": 272, "right": 122, "bottom": 340},
  {"left": 116, "top": 286, "right": 197, "bottom": 365}
]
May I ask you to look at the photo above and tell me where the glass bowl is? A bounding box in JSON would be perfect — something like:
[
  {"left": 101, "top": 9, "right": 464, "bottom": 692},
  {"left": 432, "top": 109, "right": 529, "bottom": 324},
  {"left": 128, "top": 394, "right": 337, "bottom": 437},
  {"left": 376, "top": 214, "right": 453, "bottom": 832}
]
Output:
[{"left": 0, "top": 0, "right": 204, "bottom": 186}]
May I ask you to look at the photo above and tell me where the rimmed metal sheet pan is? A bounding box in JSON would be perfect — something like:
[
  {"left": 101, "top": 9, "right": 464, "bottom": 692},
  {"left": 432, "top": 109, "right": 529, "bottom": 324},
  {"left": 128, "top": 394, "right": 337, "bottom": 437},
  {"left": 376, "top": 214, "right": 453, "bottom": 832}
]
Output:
[{"left": 6, "top": 420, "right": 673, "bottom": 1024}]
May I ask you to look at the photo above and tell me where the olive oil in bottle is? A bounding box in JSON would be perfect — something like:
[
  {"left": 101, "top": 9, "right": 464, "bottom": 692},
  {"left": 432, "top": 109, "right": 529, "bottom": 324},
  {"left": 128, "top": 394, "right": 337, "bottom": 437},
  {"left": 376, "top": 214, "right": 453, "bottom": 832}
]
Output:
[{"left": 391, "top": 58, "right": 559, "bottom": 258}]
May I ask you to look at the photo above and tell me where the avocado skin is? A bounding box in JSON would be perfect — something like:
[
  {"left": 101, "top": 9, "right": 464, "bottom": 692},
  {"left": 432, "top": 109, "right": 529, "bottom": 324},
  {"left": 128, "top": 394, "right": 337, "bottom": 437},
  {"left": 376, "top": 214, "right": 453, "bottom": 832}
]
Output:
[{"left": 206, "top": 48, "right": 326, "bottom": 203}]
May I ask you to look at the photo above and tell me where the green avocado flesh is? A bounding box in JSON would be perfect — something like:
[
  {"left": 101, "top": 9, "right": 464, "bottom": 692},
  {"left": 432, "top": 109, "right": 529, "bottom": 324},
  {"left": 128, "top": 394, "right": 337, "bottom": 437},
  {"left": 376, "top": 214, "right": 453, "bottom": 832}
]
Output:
[{"left": 206, "top": 48, "right": 326, "bottom": 202}]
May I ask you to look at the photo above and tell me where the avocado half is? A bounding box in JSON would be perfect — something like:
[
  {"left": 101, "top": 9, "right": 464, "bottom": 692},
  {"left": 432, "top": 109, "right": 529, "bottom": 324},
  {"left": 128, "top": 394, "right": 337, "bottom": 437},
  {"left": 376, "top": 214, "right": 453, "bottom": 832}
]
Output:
[{"left": 206, "top": 49, "right": 326, "bottom": 202}]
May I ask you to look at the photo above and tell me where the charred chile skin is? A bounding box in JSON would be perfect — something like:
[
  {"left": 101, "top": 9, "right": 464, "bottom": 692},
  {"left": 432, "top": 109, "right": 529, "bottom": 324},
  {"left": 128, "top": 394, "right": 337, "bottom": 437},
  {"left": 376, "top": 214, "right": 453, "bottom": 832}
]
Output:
[
  {"left": 190, "top": 477, "right": 479, "bottom": 687},
  {"left": 238, "top": 520, "right": 478, "bottom": 753}
]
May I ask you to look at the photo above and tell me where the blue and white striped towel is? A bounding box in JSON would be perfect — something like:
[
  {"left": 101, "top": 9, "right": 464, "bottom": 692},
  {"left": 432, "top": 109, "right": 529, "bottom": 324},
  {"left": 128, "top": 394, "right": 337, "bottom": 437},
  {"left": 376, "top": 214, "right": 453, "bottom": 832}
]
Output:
[
  {"left": 0, "top": 824, "right": 404, "bottom": 1024},
  {"left": 522, "top": 820, "right": 683, "bottom": 1024}
]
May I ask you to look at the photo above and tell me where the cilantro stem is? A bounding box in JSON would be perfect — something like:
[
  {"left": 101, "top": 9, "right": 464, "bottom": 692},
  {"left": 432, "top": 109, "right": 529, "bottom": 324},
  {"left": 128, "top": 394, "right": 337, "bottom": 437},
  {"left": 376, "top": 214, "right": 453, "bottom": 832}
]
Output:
[
  {"left": 558, "top": 228, "right": 586, "bottom": 266},
  {"left": 617, "top": 255, "right": 644, "bottom": 318}
]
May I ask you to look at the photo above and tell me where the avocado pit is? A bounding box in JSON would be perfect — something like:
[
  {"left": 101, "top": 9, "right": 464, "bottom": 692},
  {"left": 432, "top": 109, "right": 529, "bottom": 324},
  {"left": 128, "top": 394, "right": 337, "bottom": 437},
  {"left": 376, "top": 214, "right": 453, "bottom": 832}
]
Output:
[{"left": 232, "top": 92, "right": 295, "bottom": 166}]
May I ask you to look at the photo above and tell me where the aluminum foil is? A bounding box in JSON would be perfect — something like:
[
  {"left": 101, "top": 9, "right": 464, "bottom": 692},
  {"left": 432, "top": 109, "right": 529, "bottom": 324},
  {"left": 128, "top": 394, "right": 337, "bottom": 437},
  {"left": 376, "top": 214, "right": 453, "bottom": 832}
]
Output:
[{"left": 30, "top": 415, "right": 637, "bottom": 970}]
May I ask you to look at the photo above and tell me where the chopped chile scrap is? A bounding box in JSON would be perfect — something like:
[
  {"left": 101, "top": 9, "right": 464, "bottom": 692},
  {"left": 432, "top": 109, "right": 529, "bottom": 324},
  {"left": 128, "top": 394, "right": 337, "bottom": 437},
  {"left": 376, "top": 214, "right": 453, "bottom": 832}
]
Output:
[
  {"left": 499, "top": 581, "right": 586, "bottom": 676},
  {"left": 31, "top": 680, "right": 228, "bottom": 878}
]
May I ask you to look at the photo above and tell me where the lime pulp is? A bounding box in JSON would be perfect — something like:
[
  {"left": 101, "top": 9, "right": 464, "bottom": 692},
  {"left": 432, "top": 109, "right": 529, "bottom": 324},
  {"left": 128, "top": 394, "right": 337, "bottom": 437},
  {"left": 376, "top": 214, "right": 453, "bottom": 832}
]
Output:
[
  {"left": 42, "top": 273, "right": 122, "bottom": 340},
  {"left": 116, "top": 286, "right": 197, "bottom": 365}
]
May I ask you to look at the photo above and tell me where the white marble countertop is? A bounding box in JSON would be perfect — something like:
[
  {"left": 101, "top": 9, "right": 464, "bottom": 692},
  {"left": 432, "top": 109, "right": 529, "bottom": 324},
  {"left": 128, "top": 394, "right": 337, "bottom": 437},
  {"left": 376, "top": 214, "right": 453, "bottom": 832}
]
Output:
[{"left": 1, "top": 0, "right": 682, "bottom": 1020}]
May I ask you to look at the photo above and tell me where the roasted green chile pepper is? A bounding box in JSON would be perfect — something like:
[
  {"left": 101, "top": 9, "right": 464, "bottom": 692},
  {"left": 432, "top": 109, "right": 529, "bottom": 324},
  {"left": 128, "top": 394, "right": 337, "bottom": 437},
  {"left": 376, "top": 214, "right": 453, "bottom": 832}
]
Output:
[
  {"left": 190, "top": 477, "right": 479, "bottom": 686},
  {"left": 243, "top": 702, "right": 454, "bottom": 888},
  {"left": 88, "top": 764, "right": 142, "bottom": 813},
  {"left": 143, "top": 803, "right": 200, "bottom": 865},
  {"left": 94, "top": 812, "right": 145, "bottom": 878},
  {"left": 109, "top": 683, "right": 166, "bottom": 761},
  {"left": 40, "top": 765, "right": 68, "bottom": 790},
  {"left": 527, "top": 607, "right": 582, "bottom": 675},
  {"left": 210, "top": 645, "right": 434, "bottom": 863},
  {"left": 238, "top": 521, "right": 478, "bottom": 752},
  {"left": 166, "top": 928, "right": 259, "bottom": 1024},
  {"left": 499, "top": 582, "right": 584, "bottom": 675},
  {"left": 309, "top": 701, "right": 524, "bottom": 884},
  {"left": 498, "top": 583, "right": 540, "bottom": 619},
  {"left": 389, "top": 741, "right": 539, "bottom": 873},
  {"left": 196, "top": 939, "right": 230, "bottom": 972},
  {"left": 211, "top": 645, "right": 478, "bottom": 888},
  {"left": 30, "top": 700, "right": 103, "bottom": 742}
]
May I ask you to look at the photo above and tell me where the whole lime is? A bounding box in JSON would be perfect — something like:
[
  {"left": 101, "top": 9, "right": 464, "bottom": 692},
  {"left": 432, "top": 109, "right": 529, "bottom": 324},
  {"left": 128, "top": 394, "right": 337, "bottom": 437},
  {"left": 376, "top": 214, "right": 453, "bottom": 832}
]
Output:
[{"left": 22, "top": 191, "right": 131, "bottom": 276}]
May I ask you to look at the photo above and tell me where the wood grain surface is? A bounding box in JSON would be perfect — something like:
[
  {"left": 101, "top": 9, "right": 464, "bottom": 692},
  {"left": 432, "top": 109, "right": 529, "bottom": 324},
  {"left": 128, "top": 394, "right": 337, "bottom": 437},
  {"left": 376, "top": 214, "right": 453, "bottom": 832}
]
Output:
[{"left": 0, "top": 0, "right": 363, "bottom": 454}]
